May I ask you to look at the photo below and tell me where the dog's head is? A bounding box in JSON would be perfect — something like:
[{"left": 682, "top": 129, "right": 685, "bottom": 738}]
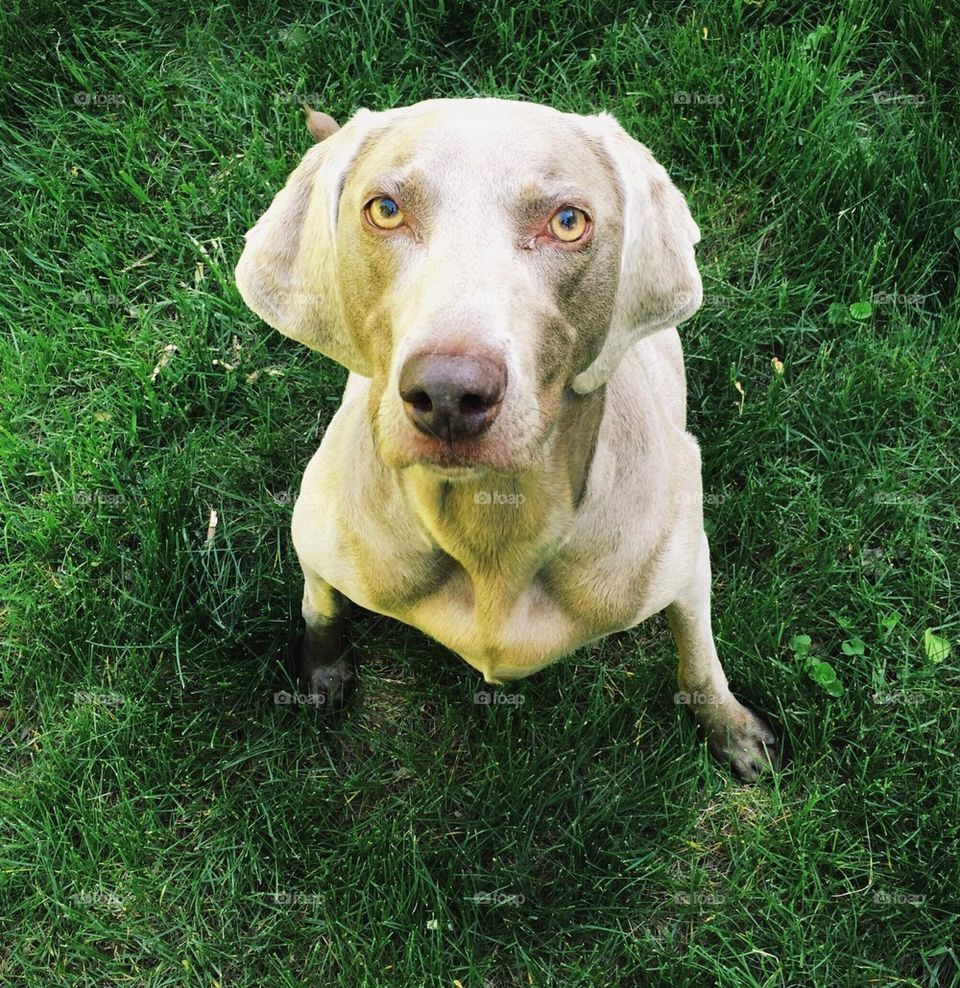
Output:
[{"left": 236, "top": 98, "right": 701, "bottom": 474}]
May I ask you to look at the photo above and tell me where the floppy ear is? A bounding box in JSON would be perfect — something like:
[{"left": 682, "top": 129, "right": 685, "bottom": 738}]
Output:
[
  {"left": 572, "top": 113, "right": 702, "bottom": 394},
  {"left": 302, "top": 102, "right": 340, "bottom": 143},
  {"left": 235, "top": 110, "right": 378, "bottom": 375}
]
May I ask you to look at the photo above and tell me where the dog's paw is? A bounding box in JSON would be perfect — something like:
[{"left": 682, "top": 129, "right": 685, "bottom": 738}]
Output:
[
  {"left": 703, "top": 702, "right": 778, "bottom": 781},
  {"left": 295, "top": 621, "right": 355, "bottom": 710},
  {"left": 298, "top": 655, "right": 356, "bottom": 710}
]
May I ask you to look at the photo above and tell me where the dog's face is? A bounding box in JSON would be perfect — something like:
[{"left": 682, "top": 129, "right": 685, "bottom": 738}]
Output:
[{"left": 237, "top": 98, "right": 702, "bottom": 474}]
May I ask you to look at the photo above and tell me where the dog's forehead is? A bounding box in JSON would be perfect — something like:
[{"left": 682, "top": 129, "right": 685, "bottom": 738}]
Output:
[{"left": 350, "top": 99, "right": 608, "bottom": 194}]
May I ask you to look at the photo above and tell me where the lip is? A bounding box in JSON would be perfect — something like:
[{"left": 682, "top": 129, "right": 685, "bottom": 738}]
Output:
[
  {"left": 396, "top": 431, "right": 509, "bottom": 474},
  {"left": 413, "top": 440, "right": 493, "bottom": 470}
]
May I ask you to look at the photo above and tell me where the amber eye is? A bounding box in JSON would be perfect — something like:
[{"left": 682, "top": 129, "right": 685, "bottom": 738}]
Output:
[
  {"left": 366, "top": 195, "right": 404, "bottom": 230},
  {"left": 548, "top": 206, "right": 589, "bottom": 242}
]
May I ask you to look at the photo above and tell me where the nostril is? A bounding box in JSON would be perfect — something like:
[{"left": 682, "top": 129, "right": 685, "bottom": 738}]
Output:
[
  {"left": 459, "top": 393, "right": 490, "bottom": 416},
  {"left": 399, "top": 352, "right": 507, "bottom": 441},
  {"left": 407, "top": 391, "right": 433, "bottom": 414}
]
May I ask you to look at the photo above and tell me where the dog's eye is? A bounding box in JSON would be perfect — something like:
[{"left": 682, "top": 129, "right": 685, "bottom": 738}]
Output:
[
  {"left": 548, "top": 206, "right": 589, "bottom": 242},
  {"left": 366, "top": 196, "right": 405, "bottom": 230}
]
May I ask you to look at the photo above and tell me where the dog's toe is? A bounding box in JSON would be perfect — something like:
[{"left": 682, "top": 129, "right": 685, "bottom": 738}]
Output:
[
  {"left": 298, "top": 656, "right": 355, "bottom": 710},
  {"left": 705, "top": 705, "right": 778, "bottom": 782},
  {"left": 728, "top": 726, "right": 777, "bottom": 781}
]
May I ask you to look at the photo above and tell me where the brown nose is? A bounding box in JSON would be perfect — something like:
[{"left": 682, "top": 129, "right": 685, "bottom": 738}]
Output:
[{"left": 399, "top": 352, "right": 507, "bottom": 441}]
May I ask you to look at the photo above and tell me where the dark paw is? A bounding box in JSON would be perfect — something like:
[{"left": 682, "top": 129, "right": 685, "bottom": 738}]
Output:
[
  {"left": 294, "top": 620, "right": 355, "bottom": 710},
  {"left": 298, "top": 654, "right": 355, "bottom": 710}
]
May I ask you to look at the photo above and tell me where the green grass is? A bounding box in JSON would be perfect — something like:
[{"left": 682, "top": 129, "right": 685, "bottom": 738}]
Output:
[{"left": 1, "top": 0, "right": 958, "bottom": 984}]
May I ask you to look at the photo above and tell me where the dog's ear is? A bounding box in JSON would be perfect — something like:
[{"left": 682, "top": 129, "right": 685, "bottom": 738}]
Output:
[
  {"left": 303, "top": 103, "right": 340, "bottom": 142},
  {"left": 572, "top": 113, "right": 702, "bottom": 394},
  {"left": 235, "top": 109, "right": 377, "bottom": 375}
]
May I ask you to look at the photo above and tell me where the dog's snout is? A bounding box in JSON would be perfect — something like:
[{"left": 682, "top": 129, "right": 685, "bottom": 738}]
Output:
[{"left": 399, "top": 352, "right": 507, "bottom": 441}]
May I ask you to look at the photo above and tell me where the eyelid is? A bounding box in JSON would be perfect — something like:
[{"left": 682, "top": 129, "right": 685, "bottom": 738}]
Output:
[
  {"left": 364, "top": 192, "right": 403, "bottom": 210},
  {"left": 552, "top": 202, "right": 592, "bottom": 222},
  {"left": 363, "top": 181, "right": 405, "bottom": 206},
  {"left": 541, "top": 192, "right": 592, "bottom": 216}
]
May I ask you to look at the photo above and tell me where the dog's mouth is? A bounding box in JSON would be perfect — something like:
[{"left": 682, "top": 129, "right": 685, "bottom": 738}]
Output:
[
  {"left": 374, "top": 384, "right": 543, "bottom": 475},
  {"left": 381, "top": 424, "right": 532, "bottom": 476},
  {"left": 406, "top": 434, "right": 502, "bottom": 473}
]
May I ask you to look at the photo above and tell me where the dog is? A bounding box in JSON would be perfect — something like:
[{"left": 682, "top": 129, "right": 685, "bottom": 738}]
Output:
[{"left": 236, "top": 98, "right": 777, "bottom": 779}]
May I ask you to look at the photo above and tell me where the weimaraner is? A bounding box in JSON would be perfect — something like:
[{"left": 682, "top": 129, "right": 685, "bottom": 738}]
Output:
[{"left": 236, "top": 98, "right": 777, "bottom": 779}]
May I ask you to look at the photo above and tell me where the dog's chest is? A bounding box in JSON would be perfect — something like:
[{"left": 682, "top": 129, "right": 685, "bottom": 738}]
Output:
[{"left": 356, "top": 510, "right": 654, "bottom": 681}]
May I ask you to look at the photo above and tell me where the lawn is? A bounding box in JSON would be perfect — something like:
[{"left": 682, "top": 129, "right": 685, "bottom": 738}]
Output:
[{"left": 1, "top": 0, "right": 958, "bottom": 984}]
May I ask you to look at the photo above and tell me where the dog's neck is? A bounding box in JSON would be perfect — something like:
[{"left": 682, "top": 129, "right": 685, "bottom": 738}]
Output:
[{"left": 398, "top": 386, "right": 607, "bottom": 581}]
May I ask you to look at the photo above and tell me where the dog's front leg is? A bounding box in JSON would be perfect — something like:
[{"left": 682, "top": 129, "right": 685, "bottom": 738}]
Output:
[
  {"left": 665, "top": 533, "right": 777, "bottom": 780},
  {"left": 297, "top": 567, "right": 354, "bottom": 707}
]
